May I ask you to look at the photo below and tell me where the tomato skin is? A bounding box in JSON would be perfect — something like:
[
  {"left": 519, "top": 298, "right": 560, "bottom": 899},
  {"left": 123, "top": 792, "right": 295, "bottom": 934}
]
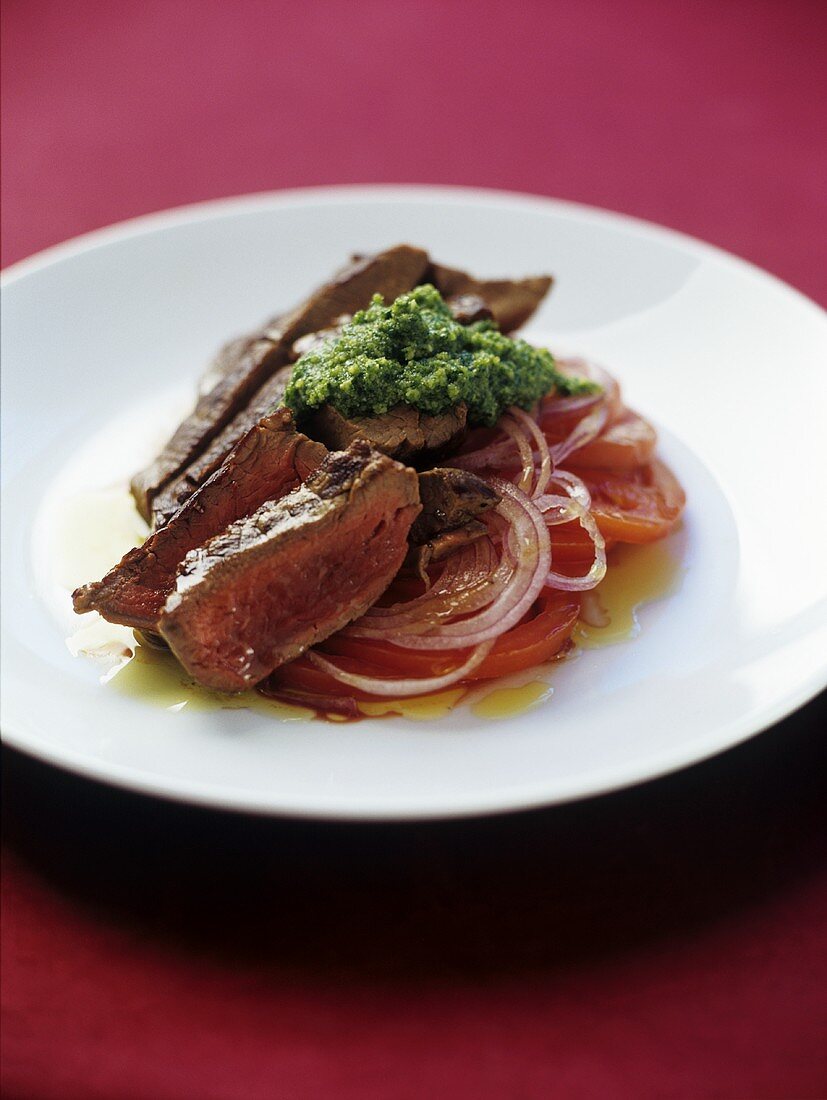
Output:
[{"left": 572, "top": 459, "right": 685, "bottom": 543}]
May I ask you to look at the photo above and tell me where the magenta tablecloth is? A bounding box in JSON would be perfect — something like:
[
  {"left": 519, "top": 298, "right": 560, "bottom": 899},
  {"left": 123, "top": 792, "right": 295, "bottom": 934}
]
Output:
[{"left": 2, "top": 2, "right": 826, "bottom": 1097}]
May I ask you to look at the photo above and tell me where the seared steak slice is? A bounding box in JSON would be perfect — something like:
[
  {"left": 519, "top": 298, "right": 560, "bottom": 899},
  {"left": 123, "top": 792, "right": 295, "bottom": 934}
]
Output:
[
  {"left": 152, "top": 365, "right": 294, "bottom": 528},
  {"left": 74, "top": 411, "right": 326, "bottom": 631},
  {"left": 407, "top": 467, "right": 499, "bottom": 576},
  {"left": 258, "top": 245, "right": 428, "bottom": 348},
  {"left": 131, "top": 244, "right": 430, "bottom": 521},
  {"left": 307, "top": 403, "right": 467, "bottom": 461},
  {"left": 159, "top": 443, "right": 420, "bottom": 691},
  {"left": 428, "top": 262, "right": 552, "bottom": 333},
  {"left": 131, "top": 336, "right": 282, "bottom": 522},
  {"left": 409, "top": 468, "right": 500, "bottom": 544}
]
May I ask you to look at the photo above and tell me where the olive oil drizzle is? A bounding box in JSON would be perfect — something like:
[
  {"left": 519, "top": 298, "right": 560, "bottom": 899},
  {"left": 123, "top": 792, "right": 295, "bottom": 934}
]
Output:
[{"left": 574, "top": 539, "right": 684, "bottom": 650}]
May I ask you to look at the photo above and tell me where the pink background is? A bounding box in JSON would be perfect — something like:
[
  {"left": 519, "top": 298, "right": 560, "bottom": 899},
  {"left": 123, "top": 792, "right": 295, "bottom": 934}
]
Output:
[{"left": 2, "top": 1, "right": 826, "bottom": 1097}]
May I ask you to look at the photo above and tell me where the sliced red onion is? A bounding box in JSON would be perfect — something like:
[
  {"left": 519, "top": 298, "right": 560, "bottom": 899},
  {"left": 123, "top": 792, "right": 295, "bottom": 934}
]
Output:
[
  {"left": 507, "top": 405, "right": 553, "bottom": 498},
  {"left": 499, "top": 415, "right": 535, "bottom": 493},
  {"left": 543, "top": 498, "right": 607, "bottom": 592},
  {"left": 307, "top": 641, "right": 494, "bottom": 697},
  {"left": 351, "top": 539, "right": 509, "bottom": 633},
  {"left": 364, "top": 545, "right": 476, "bottom": 619},
  {"left": 455, "top": 407, "right": 554, "bottom": 500},
  {"left": 378, "top": 486, "right": 545, "bottom": 646},
  {"left": 534, "top": 493, "right": 581, "bottom": 525},
  {"left": 399, "top": 482, "right": 549, "bottom": 647},
  {"left": 551, "top": 402, "right": 609, "bottom": 465},
  {"left": 546, "top": 469, "right": 591, "bottom": 510},
  {"left": 351, "top": 564, "right": 511, "bottom": 635},
  {"left": 347, "top": 481, "right": 550, "bottom": 651}
]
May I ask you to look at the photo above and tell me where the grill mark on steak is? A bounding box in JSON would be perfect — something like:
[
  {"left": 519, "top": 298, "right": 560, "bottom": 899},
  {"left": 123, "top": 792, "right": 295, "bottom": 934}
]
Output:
[
  {"left": 427, "top": 262, "right": 552, "bottom": 333},
  {"left": 151, "top": 365, "right": 295, "bottom": 528},
  {"left": 73, "top": 410, "right": 326, "bottom": 631},
  {"left": 130, "top": 244, "right": 430, "bottom": 521},
  {"left": 307, "top": 403, "right": 467, "bottom": 462},
  {"left": 158, "top": 442, "right": 421, "bottom": 691}
]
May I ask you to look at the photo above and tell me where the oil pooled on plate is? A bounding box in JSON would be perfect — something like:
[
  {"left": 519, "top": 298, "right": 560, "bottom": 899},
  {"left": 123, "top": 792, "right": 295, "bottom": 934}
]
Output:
[
  {"left": 573, "top": 538, "right": 684, "bottom": 649},
  {"left": 109, "top": 643, "right": 312, "bottom": 720},
  {"left": 470, "top": 680, "right": 553, "bottom": 718}
]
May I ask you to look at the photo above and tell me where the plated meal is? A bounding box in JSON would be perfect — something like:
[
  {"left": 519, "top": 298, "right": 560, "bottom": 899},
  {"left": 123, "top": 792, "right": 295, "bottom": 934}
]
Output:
[
  {"left": 5, "top": 187, "right": 824, "bottom": 815},
  {"left": 72, "top": 244, "right": 686, "bottom": 719}
]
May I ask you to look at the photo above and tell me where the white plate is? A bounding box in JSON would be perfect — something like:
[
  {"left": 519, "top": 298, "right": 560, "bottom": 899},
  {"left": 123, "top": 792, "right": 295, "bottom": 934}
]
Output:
[{"left": 2, "top": 185, "right": 826, "bottom": 819}]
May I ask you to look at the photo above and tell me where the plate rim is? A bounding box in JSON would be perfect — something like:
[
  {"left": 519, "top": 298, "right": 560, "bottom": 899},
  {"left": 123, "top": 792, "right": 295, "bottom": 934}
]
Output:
[
  {"left": 2, "top": 183, "right": 825, "bottom": 319},
  {"left": 2, "top": 184, "right": 826, "bottom": 819},
  {"left": 3, "top": 672, "right": 825, "bottom": 820}
]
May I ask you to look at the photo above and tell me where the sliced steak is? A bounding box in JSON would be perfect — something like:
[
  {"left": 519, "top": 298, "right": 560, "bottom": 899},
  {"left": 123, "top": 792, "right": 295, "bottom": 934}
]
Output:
[
  {"left": 152, "top": 365, "right": 294, "bottom": 528},
  {"left": 307, "top": 403, "right": 467, "bottom": 462},
  {"left": 131, "top": 336, "right": 282, "bottom": 522},
  {"left": 74, "top": 410, "right": 326, "bottom": 631},
  {"left": 427, "top": 262, "right": 552, "bottom": 333},
  {"left": 409, "top": 467, "right": 500, "bottom": 544},
  {"left": 131, "top": 244, "right": 430, "bottom": 521},
  {"left": 407, "top": 467, "right": 500, "bottom": 576},
  {"left": 159, "top": 443, "right": 421, "bottom": 691}
]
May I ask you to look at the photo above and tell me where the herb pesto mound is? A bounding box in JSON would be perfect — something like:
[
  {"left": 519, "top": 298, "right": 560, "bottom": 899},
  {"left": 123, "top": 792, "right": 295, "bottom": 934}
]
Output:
[{"left": 284, "top": 285, "right": 597, "bottom": 427}]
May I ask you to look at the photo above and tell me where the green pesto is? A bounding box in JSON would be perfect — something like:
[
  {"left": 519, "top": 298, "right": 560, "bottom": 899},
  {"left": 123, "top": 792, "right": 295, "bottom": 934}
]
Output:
[{"left": 283, "top": 285, "right": 598, "bottom": 427}]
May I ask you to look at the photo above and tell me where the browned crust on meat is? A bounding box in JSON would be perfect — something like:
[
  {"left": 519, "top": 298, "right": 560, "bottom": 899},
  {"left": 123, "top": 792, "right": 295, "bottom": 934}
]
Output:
[
  {"left": 74, "top": 410, "right": 326, "bottom": 631},
  {"left": 307, "top": 403, "right": 467, "bottom": 461},
  {"left": 158, "top": 444, "right": 420, "bottom": 691},
  {"left": 151, "top": 365, "right": 294, "bottom": 528}
]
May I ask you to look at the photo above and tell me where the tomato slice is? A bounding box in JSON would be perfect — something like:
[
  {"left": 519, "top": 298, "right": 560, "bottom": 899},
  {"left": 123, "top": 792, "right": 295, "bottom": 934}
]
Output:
[
  {"left": 317, "top": 588, "right": 580, "bottom": 684},
  {"left": 319, "top": 636, "right": 465, "bottom": 679},
  {"left": 547, "top": 519, "right": 615, "bottom": 565},
  {"left": 572, "top": 459, "right": 685, "bottom": 543},
  {"left": 470, "top": 588, "right": 580, "bottom": 679},
  {"left": 567, "top": 411, "right": 657, "bottom": 469}
]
